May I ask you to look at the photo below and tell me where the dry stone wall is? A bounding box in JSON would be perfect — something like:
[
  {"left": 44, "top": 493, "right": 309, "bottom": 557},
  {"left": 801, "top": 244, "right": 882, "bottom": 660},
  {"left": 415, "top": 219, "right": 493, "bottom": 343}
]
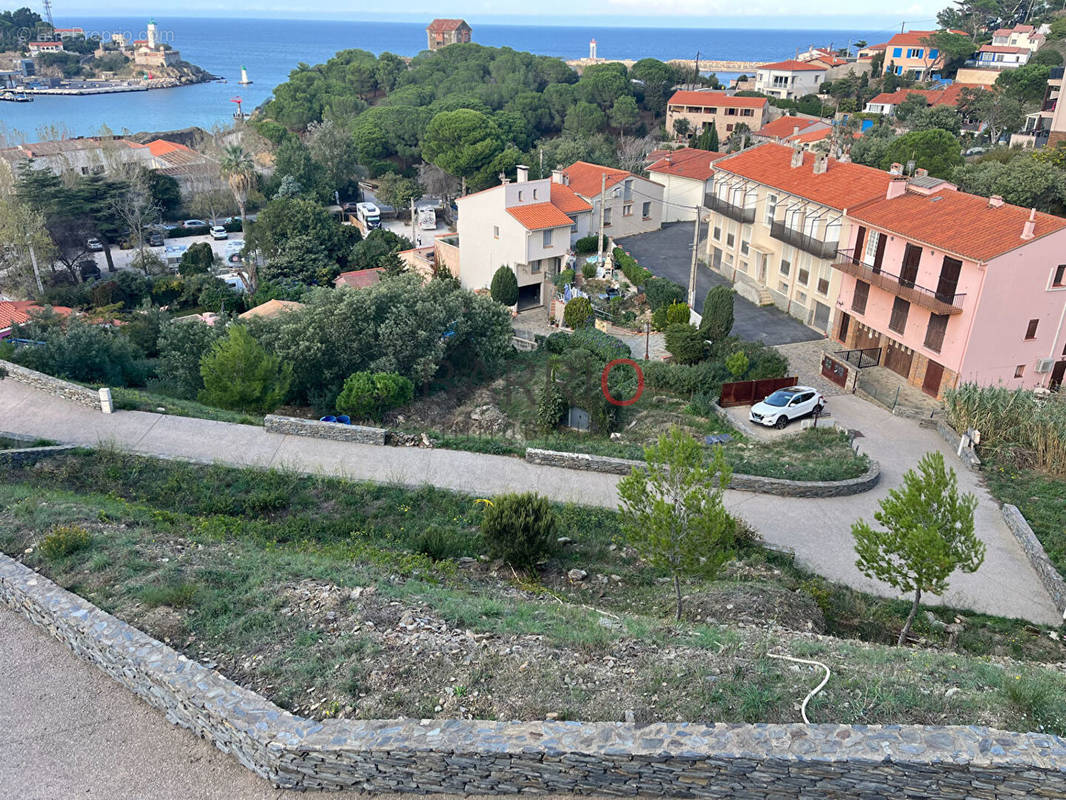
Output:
[
  {"left": 1002, "top": 503, "right": 1066, "bottom": 616},
  {"left": 264, "top": 414, "right": 386, "bottom": 445},
  {"left": 0, "top": 359, "right": 101, "bottom": 410}
]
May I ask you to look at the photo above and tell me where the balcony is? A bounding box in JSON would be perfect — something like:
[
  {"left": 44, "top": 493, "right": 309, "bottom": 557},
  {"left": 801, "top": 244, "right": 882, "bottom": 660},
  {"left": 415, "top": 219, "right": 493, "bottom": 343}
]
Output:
[
  {"left": 704, "top": 193, "right": 755, "bottom": 224},
  {"left": 832, "top": 249, "right": 966, "bottom": 315},
  {"left": 769, "top": 221, "right": 839, "bottom": 260}
]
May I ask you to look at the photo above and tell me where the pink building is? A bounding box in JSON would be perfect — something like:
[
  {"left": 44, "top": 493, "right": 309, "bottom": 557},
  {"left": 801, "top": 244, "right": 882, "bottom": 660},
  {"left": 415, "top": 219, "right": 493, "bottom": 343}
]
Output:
[{"left": 833, "top": 173, "right": 1066, "bottom": 397}]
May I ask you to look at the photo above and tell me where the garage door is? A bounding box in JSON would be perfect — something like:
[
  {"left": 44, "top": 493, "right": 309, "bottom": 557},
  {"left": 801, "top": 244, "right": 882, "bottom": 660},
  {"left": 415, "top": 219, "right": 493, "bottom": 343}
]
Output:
[{"left": 884, "top": 341, "right": 913, "bottom": 379}]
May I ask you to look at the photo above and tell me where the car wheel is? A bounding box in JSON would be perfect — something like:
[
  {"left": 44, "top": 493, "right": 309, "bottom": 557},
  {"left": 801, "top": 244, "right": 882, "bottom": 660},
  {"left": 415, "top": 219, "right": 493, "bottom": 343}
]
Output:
[{"left": 774, "top": 416, "right": 789, "bottom": 430}]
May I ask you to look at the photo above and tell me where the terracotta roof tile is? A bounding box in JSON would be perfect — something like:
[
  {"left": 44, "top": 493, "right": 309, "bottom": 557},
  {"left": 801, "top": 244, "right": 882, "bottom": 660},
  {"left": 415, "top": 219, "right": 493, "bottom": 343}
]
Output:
[
  {"left": 506, "top": 202, "right": 575, "bottom": 231},
  {"left": 868, "top": 83, "right": 985, "bottom": 109},
  {"left": 755, "top": 116, "right": 825, "bottom": 140},
  {"left": 427, "top": 18, "right": 468, "bottom": 32},
  {"left": 647, "top": 147, "right": 726, "bottom": 181},
  {"left": 146, "top": 139, "right": 193, "bottom": 157},
  {"left": 757, "top": 59, "right": 829, "bottom": 72},
  {"left": 550, "top": 183, "right": 593, "bottom": 213},
  {"left": 238, "top": 299, "right": 304, "bottom": 319},
  {"left": 334, "top": 268, "right": 384, "bottom": 289},
  {"left": 711, "top": 142, "right": 894, "bottom": 211},
  {"left": 561, "top": 161, "right": 632, "bottom": 198},
  {"left": 849, "top": 188, "right": 1066, "bottom": 262},
  {"left": 667, "top": 90, "right": 769, "bottom": 109},
  {"left": 884, "top": 30, "right": 941, "bottom": 47},
  {"left": 792, "top": 127, "right": 832, "bottom": 143},
  {"left": 0, "top": 301, "right": 72, "bottom": 333}
]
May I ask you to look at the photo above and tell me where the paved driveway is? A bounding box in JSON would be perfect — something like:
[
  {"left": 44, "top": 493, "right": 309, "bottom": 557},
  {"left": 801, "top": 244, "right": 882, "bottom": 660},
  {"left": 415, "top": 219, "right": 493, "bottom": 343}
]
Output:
[{"left": 616, "top": 223, "right": 820, "bottom": 346}]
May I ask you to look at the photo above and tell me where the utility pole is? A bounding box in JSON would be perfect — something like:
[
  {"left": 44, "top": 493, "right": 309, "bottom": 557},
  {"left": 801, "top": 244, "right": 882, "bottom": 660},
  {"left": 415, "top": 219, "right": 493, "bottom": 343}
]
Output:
[
  {"left": 410, "top": 195, "right": 417, "bottom": 243},
  {"left": 687, "top": 207, "right": 700, "bottom": 308},
  {"left": 28, "top": 245, "right": 43, "bottom": 295},
  {"left": 596, "top": 171, "right": 607, "bottom": 269}
]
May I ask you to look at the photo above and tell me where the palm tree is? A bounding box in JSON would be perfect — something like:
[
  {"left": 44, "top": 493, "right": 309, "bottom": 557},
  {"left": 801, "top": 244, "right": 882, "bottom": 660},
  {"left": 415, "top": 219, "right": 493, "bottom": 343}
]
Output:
[{"left": 219, "top": 144, "right": 255, "bottom": 231}]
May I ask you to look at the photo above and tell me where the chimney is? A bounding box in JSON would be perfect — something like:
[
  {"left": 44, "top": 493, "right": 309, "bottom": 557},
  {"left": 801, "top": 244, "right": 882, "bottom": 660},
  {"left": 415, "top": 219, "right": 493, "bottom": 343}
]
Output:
[
  {"left": 516, "top": 164, "right": 529, "bottom": 183},
  {"left": 551, "top": 169, "right": 565, "bottom": 185},
  {"left": 665, "top": 153, "right": 673, "bottom": 165},
  {"left": 914, "top": 167, "right": 928, "bottom": 178},
  {"left": 792, "top": 126, "right": 800, "bottom": 137},
  {"left": 790, "top": 142, "right": 804, "bottom": 168},
  {"left": 889, "top": 162, "right": 903, "bottom": 176},
  {"left": 886, "top": 177, "right": 907, "bottom": 200},
  {"left": 988, "top": 194, "right": 1004, "bottom": 208},
  {"left": 1021, "top": 207, "right": 1037, "bottom": 240},
  {"left": 812, "top": 151, "right": 829, "bottom": 175}
]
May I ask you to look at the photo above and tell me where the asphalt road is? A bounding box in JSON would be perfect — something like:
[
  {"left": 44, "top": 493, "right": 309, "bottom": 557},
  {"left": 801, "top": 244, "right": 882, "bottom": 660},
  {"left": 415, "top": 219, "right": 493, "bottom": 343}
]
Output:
[{"left": 617, "top": 222, "right": 820, "bottom": 346}]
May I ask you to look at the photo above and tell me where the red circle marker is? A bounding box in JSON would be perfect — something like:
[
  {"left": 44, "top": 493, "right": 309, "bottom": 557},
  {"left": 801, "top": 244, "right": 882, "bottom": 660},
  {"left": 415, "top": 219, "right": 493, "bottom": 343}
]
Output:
[{"left": 601, "top": 358, "right": 644, "bottom": 407}]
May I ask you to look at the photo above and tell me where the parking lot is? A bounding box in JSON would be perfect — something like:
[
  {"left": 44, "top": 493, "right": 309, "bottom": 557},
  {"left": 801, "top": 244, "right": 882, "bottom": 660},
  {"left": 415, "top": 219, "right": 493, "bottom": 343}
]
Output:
[{"left": 87, "top": 232, "right": 246, "bottom": 274}]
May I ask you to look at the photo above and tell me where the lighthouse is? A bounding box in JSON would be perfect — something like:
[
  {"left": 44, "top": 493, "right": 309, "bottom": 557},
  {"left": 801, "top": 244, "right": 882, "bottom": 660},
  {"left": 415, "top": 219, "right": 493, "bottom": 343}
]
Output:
[
  {"left": 589, "top": 38, "right": 597, "bottom": 60},
  {"left": 238, "top": 65, "right": 252, "bottom": 85},
  {"left": 147, "top": 18, "right": 157, "bottom": 50}
]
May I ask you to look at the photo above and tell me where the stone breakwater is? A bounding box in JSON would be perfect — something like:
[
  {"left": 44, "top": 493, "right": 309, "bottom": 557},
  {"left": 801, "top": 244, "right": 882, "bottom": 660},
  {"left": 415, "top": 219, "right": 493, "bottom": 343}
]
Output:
[
  {"left": 525, "top": 448, "right": 881, "bottom": 497},
  {"left": 0, "top": 360, "right": 101, "bottom": 410},
  {"left": 5, "top": 552, "right": 1066, "bottom": 796},
  {"left": 264, "top": 414, "right": 386, "bottom": 445}
]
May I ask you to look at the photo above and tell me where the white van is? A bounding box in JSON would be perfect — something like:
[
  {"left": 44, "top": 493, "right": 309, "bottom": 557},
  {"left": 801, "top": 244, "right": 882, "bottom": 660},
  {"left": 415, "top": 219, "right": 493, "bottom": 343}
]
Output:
[
  {"left": 418, "top": 207, "right": 436, "bottom": 231},
  {"left": 356, "top": 202, "right": 381, "bottom": 229}
]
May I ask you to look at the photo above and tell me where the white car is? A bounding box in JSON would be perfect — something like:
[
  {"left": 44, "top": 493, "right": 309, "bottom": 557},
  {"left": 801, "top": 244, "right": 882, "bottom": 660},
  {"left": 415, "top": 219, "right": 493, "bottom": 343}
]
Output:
[
  {"left": 183, "top": 219, "right": 208, "bottom": 228},
  {"left": 210, "top": 225, "right": 228, "bottom": 240},
  {"left": 749, "top": 385, "right": 824, "bottom": 429}
]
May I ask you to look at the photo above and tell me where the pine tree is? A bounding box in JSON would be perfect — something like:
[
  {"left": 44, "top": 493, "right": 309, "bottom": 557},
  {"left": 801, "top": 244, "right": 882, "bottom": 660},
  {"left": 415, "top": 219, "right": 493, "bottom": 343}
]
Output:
[
  {"left": 199, "top": 325, "right": 292, "bottom": 413},
  {"left": 490, "top": 265, "right": 518, "bottom": 306}
]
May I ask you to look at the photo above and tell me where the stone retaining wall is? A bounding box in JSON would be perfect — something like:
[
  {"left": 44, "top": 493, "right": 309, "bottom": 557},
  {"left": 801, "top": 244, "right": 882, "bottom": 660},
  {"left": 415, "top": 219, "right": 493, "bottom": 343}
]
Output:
[
  {"left": 525, "top": 448, "right": 881, "bottom": 497},
  {"left": 0, "top": 359, "right": 102, "bottom": 411},
  {"left": 0, "top": 445, "right": 77, "bottom": 468},
  {"left": 1001, "top": 504, "right": 1066, "bottom": 616},
  {"left": 3, "top": 552, "right": 1066, "bottom": 797},
  {"left": 264, "top": 414, "right": 386, "bottom": 446},
  {"left": 934, "top": 420, "right": 981, "bottom": 471}
]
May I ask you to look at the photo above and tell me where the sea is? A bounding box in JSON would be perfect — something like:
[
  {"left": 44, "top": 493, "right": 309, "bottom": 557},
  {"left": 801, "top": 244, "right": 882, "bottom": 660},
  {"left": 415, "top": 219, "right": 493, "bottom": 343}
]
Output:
[{"left": 0, "top": 17, "right": 893, "bottom": 141}]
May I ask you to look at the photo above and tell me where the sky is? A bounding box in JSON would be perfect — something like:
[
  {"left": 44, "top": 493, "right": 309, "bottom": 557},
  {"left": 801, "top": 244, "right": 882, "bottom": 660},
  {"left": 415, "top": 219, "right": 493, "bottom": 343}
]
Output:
[{"left": 59, "top": 3, "right": 941, "bottom": 30}]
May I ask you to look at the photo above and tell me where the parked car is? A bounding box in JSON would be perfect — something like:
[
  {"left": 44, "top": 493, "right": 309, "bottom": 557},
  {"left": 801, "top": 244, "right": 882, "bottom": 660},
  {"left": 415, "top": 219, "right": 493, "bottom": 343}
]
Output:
[
  {"left": 210, "top": 225, "right": 228, "bottom": 240},
  {"left": 86, "top": 237, "right": 103, "bottom": 251},
  {"left": 182, "top": 219, "right": 208, "bottom": 228},
  {"left": 749, "top": 386, "right": 825, "bottom": 429},
  {"left": 77, "top": 260, "right": 101, "bottom": 281},
  {"left": 146, "top": 231, "right": 165, "bottom": 247}
]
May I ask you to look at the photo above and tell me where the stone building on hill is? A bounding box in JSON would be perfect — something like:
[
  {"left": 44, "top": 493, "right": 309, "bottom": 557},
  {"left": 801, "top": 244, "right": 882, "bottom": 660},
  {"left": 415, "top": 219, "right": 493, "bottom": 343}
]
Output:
[{"left": 426, "top": 19, "right": 472, "bottom": 51}]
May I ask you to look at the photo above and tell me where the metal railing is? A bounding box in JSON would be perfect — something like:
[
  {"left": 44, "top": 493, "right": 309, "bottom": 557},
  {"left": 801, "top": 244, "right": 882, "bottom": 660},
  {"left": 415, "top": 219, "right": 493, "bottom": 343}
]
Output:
[
  {"left": 704, "top": 193, "right": 756, "bottom": 224},
  {"left": 833, "top": 248, "right": 966, "bottom": 314},
  {"left": 769, "top": 221, "right": 839, "bottom": 260},
  {"left": 836, "top": 347, "right": 881, "bottom": 369}
]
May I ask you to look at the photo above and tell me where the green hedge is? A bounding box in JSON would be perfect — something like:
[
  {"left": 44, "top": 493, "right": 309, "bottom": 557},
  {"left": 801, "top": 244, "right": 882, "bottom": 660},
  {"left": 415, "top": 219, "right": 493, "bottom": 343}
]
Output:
[
  {"left": 612, "top": 247, "right": 651, "bottom": 287},
  {"left": 569, "top": 327, "right": 630, "bottom": 362}
]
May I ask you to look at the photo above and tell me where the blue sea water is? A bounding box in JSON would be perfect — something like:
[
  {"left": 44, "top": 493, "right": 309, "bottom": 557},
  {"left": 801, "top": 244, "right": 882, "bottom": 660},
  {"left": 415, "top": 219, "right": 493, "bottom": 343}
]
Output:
[{"left": 0, "top": 17, "right": 892, "bottom": 140}]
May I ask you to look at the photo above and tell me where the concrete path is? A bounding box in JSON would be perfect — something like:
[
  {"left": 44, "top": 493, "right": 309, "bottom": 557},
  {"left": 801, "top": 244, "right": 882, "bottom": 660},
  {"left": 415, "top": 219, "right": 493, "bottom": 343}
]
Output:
[{"left": 0, "top": 379, "right": 1057, "bottom": 625}]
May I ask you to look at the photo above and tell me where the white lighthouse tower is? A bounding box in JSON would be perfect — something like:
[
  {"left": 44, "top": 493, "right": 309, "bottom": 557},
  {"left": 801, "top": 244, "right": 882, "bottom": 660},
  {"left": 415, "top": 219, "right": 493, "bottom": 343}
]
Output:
[
  {"left": 238, "top": 65, "right": 252, "bottom": 85},
  {"left": 589, "top": 38, "right": 597, "bottom": 60},
  {"left": 147, "top": 18, "right": 157, "bottom": 50}
]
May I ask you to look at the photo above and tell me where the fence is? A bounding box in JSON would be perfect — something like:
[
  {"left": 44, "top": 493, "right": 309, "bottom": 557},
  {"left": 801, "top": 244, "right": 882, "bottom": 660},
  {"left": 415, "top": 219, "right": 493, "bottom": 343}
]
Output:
[
  {"left": 719, "top": 376, "right": 798, "bottom": 408},
  {"left": 837, "top": 347, "right": 881, "bottom": 369}
]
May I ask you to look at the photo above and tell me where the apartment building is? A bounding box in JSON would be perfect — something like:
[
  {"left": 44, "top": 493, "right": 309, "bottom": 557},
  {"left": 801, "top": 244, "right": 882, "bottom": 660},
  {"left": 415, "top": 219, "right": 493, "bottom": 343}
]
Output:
[
  {"left": 559, "top": 161, "right": 663, "bottom": 239},
  {"left": 665, "top": 91, "right": 771, "bottom": 141},
  {"left": 451, "top": 166, "right": 593, "bottom": 309},
  {"left": 646, "top": 148, "right": 725, "bottom": 223},
  {"left": 1018, "top": 66, "right": 1066, "bottom": 149},
  {"left": 754, "top": 59, "right": 828, "bottom": 100},
  {"left": 704, "top": 142, "right": 894, "bottom": 334},
  {"left": 833, "top": 176, "right": 1066, "bottom": 396},
  {"left": 991, "top": 24, "right": 1044, "bottom": 51},
  {"left": 879, "top": 30, "right": 947, "bottom": 80}
]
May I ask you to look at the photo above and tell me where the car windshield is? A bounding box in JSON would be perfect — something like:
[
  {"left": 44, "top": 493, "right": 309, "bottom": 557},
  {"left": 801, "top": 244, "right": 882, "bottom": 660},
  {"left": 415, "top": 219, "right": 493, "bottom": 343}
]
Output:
[{"left": 763, "top": 390, "right": 797, "bottom": 407}]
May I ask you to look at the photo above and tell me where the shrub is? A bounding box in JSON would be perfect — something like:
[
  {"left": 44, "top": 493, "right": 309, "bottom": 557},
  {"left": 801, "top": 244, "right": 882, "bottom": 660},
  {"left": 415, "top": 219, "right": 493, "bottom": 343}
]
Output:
[
  {"left": 665, "top": 300, "right": 690, "bottom": 325},
  {"left": 569, "top": 327, "right": 630, "bottom": 361},
  {"left": 700, "top": 286, "right": 735, "bottom": 343},
  {"left": 725, "top": 349, "right": 750, "bottom": 379},
  {"left": 490, "top": 266, "right": 518, "bottom": 306},
  {"left": 481, "top": 492, "right": 559, "bottom": 569},
  {"left": 574, "top": 235, "right": 600, "bottom": 254},
  {"left": 644, "top": 276, "right": 685, "bottom": 311},
  {"left": 156, "top": 320, "right": 222, "bottom": 399},
  {"left": 651, "top": 305, "right": 669, "bottom": 331},
  {"left": 199, "top": 325, "right": 293, "bottom": 413},
  {"left": 665, "top": 323, "right": 707, "bottom": 365},
  {"left": 543, "top": 331, "right": 571, "bottom": 353},
  {"left": 581, "top": 260, "right": 598, "bottom": 279},
  {"left": 335, "top": 371, "right": 415, "bottom": 421},
  {"left": 39, "top": 525, "right": 92, "bottom": 560},
  {"left": 178, "top": 242, "right": 216, "bottom": 276},
  {"left": 534, "top": 372, "right": 567, "bottom": 432},
  {"left": 611, "top": 247, "right": 651, "bottom": 286},
  {"left": 564, "top": 296, "right": 594, "bottom": 329},
  {"left": 555, "top": 268, "right": 575, "bottom": 288},
  {"left": 412, "top": 525, "right": 481, "bottom": 561}
]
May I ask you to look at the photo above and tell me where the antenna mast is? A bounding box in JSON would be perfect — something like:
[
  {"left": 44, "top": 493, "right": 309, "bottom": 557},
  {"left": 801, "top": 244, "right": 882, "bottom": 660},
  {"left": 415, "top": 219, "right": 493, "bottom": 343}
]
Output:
[{"left": 42, "top": 0, "right": 55, "bottom": 30}]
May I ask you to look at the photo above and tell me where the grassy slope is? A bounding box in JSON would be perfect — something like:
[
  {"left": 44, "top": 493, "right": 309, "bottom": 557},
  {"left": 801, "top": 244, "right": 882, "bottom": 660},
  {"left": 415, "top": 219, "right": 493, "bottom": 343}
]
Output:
[
  {"left": 1, "top": 451, "right": 1064, "bottom": 732},
  {"left": 983, "top": 459, "right": 1066, "bottom": 577}
]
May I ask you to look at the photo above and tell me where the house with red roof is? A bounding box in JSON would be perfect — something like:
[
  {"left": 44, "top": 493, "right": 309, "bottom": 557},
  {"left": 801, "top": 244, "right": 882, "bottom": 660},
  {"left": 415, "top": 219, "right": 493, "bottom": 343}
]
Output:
[
  {"left": 991, "top": 24, "right": 1044, "bottom": 52},
  {"left": 879, "top": 30, "right": 954, "bottom": 80},
  {"left": 665, "top": 91, "right": 771, "bottom": 144},
  {"left": 834, "top": 172, "right": 1066, "bottom": 396},
  {"left": 863, "top": 82, "right": 984, "bottom": 116},
  {"left": 752, "top": 116, "right": 832, "bottom": 148},
  {"left": 333, "top": 269, "right": 385, "bottom": 290},
  {"left": 646, "top": 148, "right": 727, "bottom": 222},
  {"left": 559, "top": 161, "right": 663, "bottom": 239},
  {"left": 704, "top": 142, "right": 895, "bottom": 334},
  {"left": 0, "top": 302, "right": 72, "bottom": 339},
  {"left": 453, "top": 166, "right": 595, "bottom": 310},
  {"left": 426, "top": 19, "right": 471, "bottom": 51},
  {"left": 754, "top": 59, "right": 829, "bottom": 100}
]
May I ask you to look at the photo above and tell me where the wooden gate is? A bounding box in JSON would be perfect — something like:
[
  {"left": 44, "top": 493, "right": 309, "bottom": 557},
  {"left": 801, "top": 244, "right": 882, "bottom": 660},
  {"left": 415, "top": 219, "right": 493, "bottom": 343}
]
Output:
[
  {"left": 922, "top": 360, "right": 945, "bottom": 398},
  {"left": 821, "top": 354, "right": 849, "bottom": 388},
  {"left": 884, "top": 342, "right": 913, "bottom": 379}
]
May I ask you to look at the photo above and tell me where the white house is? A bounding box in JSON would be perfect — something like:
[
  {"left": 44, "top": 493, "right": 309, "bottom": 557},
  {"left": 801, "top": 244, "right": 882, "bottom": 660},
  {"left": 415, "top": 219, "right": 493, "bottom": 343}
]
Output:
[
  {"left": 452, "top": 166, "right": 593, "bottom": 310},
  {"left": 754, "top": 59, "right": 828, "bottom": 100},
  {"left": 559, "top": 161, "right": 664, "bottom": 239},
  {"left": 991, "top": 24, "right": 1044, "bottom": 51},
  {"left": 973, "top": 44, "right": 1031, "bottom": 69},
  {"left": 646, "top": 148, "right": 726, "bottom": 223}
]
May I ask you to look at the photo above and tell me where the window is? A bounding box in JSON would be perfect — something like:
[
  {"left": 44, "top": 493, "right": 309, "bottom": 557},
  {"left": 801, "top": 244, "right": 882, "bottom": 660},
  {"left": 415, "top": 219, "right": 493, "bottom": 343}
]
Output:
[
  {"left": 930, "top": 48, "right": 939, "bottom": 59},
  {"left": 893, "top": 47, "right": 903, "bottom": 58},
  {"left": 895, "top": 65, "right": 903, "bottom": 75},
  {"left": 864, "top": 230, "right": 881, "bottom": 267},
  {"left": 623, "top": 180, "right": 633, "bottom": 202},
  {"left": 778, "top": 281, "right": 789, "bottom": 294},
  {"left": 543, "top": 229, "right": 553, "bottom": 247},
  {"left": 925, "top": 313, "right": 949, "bottom": 352},
  {"left": 493, "top": 226, "right": 499, "bottom": 240},
  {"left": 737, "top": 260, "right": 748, "bottom": 273},
  {"left": 530, "top": 260, "right": 541, "bottom": 273},
  {"left": 906, "top": 48, "right": 924, "bottom": 58},
  {"left": 765, "top": 193, "right": 777, "bottom": 225},
  {"left": 852, "top": 280, "right": 869, "bottom": 314},
  {"left": 741, "top": 226, "right": 750, "bottom": 256},
  {"left": 795, "top": 291, "right": 807, "bottom": 305},
  {"left": 1053, "top": 264, "right": 1066, "bottom": 287},
  {"left": 817, "top": 277, "right": 830, "bottom": 296},
  {"left": 889, "top": 297, "right": 910, "bottom": 334},
  {"left": 713, "top": 223, "right": 722, "bottom": 241},
  {"left": 623, "top": 203, "right": 633, "bottom": 217},
  {"left": 1015, "top": 364, "right": 1025, "bottom": 378},
  {"left": 780, "top": 246, "right": 792, "bottom": 276},
  {"left": 726, "top": 124, "right": 734, "bottom": 131},
  {"left": 603, "top": 207, "right": 612, "bottom": 226},
  {"left": 797, "top": 252, "right": 812, "bottom": 285},
  {"left": 1025, "top": 319, "right": 1039, "bottom": 339},
  {"left": 532, "top": 188, "right": 539, "bottom": 200},
  {"left": 742, "top": 108, "right": 753, "bottom": 116},
  {"left": 726, "top": 220, "right": 736, "bottom": 248},
  {"left": 518, "top": 190, "right": 524, "bottom": 201},
  {"left": 642, "top": 201, "right": 651, "bottom": 218}
]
